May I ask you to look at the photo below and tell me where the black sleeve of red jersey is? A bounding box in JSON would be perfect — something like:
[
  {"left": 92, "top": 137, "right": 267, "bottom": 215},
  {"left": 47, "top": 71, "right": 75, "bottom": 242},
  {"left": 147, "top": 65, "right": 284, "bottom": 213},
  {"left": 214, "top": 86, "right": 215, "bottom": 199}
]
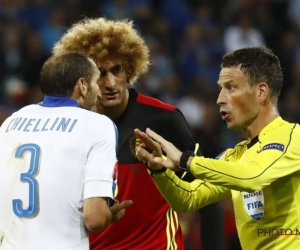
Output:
[
  {"left": 163, "top": 108, "right": 194, "bottom": 152},
  {"left": 160, "top": 108, "right": 196, "bottom": 181}
]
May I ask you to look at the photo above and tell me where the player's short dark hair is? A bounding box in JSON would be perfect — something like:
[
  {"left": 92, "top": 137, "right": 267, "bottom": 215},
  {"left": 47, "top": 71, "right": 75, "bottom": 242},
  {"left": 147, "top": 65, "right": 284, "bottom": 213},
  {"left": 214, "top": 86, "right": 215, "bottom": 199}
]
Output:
[
  {"left": 221, "top": 47, "right": 283, "bottom": 102},
  {"left": 40, "top": 51, "right": 95, "bottom": 97}
]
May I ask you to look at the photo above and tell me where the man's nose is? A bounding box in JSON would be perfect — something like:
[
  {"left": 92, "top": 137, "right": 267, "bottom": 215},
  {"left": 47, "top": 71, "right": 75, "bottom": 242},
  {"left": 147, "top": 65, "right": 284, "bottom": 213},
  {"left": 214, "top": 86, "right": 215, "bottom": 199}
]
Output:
[
  {"left": 216, "top": 90, "right": 226, "bottom": 106},
  {"left": 104, "top": 72, "right": 116, "bottom": 88}
]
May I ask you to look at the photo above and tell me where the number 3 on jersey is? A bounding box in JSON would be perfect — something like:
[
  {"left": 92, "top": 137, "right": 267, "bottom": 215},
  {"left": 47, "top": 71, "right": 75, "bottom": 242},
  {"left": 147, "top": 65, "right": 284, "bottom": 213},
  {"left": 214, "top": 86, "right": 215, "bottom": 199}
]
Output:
[{"left": 13, "top": 143, "right": 41, "bottom": 218}]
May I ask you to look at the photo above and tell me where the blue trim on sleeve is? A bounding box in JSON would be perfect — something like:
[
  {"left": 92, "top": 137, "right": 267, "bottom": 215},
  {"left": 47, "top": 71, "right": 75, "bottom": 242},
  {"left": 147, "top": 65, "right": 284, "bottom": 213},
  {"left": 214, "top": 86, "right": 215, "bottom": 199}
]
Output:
[
  {"left": 39, "top": 96, "right": 80, "bottom": 107},
  {"left": 112, "top": 122, "right": 119, "bottom": 153}
]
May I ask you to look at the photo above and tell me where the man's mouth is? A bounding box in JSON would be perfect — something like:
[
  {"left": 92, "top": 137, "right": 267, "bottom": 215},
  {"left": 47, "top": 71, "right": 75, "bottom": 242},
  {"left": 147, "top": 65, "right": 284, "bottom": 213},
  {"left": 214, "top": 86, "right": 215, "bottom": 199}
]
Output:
[
  {"left": 220, "top": 111, "right": 229, "bottom": 120},
  {"left": 103, "top": 92, "right": 118, "bottom": 100}
]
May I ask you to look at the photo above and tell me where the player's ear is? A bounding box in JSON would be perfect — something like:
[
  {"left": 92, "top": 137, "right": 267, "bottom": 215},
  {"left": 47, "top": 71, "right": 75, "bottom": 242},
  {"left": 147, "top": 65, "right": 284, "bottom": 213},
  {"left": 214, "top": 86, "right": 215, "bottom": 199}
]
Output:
[
  {"left": 256, "top": 82, "right": 269, "bottom": 103},
  {"left": 77, "top": 78, "right": 88, "bottom": 97}
]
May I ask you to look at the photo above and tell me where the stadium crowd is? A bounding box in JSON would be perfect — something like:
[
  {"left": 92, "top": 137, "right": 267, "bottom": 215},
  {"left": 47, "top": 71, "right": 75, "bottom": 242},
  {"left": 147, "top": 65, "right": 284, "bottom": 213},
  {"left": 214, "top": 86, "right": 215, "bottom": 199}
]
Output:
[{"left": 1, "top": 0, "right": 300, "bottom": 249}]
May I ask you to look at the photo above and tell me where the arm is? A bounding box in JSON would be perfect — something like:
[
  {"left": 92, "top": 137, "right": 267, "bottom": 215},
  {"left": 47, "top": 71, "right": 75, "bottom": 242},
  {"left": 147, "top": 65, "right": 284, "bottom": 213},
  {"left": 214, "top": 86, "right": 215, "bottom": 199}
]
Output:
[
  {"left": 83, "top": 118, "right": 131, "bottom": 232},
  {"left": 154, "top": 109, "right": 226, "bottom": 249},
  {"left": 83, "top": 197, "right": 115, "bottom": 232},
  {"left": 152, "top": 169, "right": 231, "bottom": 213},
  {"left": 189, "top": 125, "right": 300, "bottom": 192},
  {"left": 163, "top": 109, "right": 225, "bottom": 239}
]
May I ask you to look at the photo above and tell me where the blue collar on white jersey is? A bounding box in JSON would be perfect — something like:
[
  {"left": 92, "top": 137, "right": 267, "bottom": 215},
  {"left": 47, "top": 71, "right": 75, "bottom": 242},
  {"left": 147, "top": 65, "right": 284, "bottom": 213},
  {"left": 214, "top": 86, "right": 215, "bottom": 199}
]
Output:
[{"left": 39, "top": 96, "right": 80, "bottom": 107}]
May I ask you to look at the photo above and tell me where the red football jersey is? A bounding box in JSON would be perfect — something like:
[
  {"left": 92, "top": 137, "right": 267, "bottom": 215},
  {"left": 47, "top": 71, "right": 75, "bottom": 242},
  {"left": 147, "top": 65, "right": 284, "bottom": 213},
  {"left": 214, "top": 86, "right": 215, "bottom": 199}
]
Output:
[
  {"left": 89, "top": 163, "right": 184, "bottom": 250},
  {"left": 89, "top": 89, "right": 195, "bottom": 250}
]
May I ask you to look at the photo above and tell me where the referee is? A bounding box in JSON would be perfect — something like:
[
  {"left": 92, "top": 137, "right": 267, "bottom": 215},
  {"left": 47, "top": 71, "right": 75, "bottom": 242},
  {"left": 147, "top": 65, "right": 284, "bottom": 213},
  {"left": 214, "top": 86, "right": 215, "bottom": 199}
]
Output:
[{"left": 135, "top": 46, "right": 300, "bottom": 250}]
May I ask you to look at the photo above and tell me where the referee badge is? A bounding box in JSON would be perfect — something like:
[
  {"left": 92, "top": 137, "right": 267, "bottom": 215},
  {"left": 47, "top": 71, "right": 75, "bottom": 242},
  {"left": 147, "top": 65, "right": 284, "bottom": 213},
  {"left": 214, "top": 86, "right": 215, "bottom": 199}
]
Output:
[
  {"left": 258, "top": 143, "right": 284, "bottom": 153},
  {"left": 242, "top": 190, "right": 264, "bottom": 221}
]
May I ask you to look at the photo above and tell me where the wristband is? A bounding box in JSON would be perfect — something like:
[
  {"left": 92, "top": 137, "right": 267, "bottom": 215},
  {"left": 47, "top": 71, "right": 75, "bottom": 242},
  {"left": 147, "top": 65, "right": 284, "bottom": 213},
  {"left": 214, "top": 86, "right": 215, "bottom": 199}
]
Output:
[{"left": 179, "top": 150, "right": 195, "bottom": 172}]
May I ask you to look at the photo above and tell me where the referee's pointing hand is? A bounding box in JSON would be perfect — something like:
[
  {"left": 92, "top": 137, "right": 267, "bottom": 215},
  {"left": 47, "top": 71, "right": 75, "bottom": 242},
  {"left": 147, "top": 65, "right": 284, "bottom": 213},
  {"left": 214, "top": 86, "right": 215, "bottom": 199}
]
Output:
[
  {"left": 134, "top": 128, "right": 162, "bottom": 170},
  {"left": 134, "top": 128, "right": 182, "bottom": 171}
]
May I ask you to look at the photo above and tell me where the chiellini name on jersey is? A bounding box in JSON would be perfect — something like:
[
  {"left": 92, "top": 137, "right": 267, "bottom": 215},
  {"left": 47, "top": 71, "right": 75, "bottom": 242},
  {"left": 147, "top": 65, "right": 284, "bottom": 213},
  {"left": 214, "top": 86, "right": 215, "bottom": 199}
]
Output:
[{"left": 5, "top": 117, "right": 78, "bottom": 133}]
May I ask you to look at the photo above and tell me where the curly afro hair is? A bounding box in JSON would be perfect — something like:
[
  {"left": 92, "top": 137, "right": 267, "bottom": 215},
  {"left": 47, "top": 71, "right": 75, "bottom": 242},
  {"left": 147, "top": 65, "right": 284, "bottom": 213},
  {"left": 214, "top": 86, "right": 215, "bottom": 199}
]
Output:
[{"left": 52, "top": 17, "right": 150, "bottom": 84}]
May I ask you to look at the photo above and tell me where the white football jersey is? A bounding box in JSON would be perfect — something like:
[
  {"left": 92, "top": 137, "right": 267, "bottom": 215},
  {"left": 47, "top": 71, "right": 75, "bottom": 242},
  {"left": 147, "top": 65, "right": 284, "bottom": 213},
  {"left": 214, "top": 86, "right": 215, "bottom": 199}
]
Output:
[{"left": 0, "top": 97, "right": 118, "bottom": 250}]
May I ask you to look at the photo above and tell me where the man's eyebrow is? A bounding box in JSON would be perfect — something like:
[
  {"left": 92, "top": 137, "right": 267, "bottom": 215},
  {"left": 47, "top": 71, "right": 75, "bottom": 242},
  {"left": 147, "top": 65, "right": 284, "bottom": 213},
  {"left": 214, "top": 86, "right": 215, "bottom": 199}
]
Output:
[
  {"left": 217, "top": 80, "right": 234, "bottom": 86},
  {"left": 111, "top": 64, "right": 122, "bottom": 68},
  {"left": 98, "top": 64, "right": 122, "bottom": 72}
]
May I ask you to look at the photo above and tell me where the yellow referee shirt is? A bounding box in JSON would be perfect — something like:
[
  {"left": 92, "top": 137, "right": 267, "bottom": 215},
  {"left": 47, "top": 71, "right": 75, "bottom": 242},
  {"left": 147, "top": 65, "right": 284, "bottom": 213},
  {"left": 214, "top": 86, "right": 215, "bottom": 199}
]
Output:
[{"left": 152, "top": 117, "right": 300, "bottom": 250}]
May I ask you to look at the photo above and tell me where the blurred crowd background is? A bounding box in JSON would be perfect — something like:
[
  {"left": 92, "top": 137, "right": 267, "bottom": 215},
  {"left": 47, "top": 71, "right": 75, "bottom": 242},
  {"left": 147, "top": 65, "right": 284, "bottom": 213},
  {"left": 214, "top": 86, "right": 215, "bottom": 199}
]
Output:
[{"left": 1, "top": 0, "right": 300, "bottom": 249}]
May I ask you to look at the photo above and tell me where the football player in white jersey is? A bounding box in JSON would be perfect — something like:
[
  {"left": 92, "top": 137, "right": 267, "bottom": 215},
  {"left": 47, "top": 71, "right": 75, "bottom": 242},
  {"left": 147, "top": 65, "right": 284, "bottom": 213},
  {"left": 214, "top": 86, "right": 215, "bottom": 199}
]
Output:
[{"left": 0, "top": 52, "right": 133, "bottom": 250}]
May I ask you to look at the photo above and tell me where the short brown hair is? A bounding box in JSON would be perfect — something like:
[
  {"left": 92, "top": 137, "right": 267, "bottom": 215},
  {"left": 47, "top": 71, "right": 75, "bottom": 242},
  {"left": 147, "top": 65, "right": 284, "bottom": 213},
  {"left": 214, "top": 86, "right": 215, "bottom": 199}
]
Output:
[
  {"left": 221, "top": 47, "right": 283, "bottom": 102},
  {"left": 40, "top": 52, "right": 94, "bottom": 97},
  {"left": 52, "top": 17, "right": 150, "bottom": 84}
]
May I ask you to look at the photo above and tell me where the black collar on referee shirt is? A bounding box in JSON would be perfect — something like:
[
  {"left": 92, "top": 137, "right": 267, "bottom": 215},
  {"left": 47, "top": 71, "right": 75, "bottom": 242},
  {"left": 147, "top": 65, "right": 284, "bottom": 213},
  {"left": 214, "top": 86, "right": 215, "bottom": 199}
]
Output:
[
  {"left": 247, "top": 136, "right": 259, "bottom": 148},
  {"left": 113, "top": 87, "right": 137, "bottom": 124}
]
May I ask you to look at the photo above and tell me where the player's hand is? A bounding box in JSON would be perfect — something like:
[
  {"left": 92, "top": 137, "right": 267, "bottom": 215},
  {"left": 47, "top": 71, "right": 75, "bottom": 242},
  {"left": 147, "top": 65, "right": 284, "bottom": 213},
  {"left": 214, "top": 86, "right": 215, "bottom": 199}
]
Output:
[
  {"left": 135, "top": 128, "right": 182, "bottom": 171},
  {"left": 110, "top": 200, "right": 133, "bottom": 222},
  {"left": 134, "top": 128, "right": 163, "bottom": 170}
]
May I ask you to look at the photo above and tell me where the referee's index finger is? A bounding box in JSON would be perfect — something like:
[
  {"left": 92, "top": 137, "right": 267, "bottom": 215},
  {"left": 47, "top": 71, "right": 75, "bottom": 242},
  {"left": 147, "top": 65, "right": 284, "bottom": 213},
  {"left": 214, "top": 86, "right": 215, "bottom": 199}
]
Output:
[
  {"left": 134, "top": 129, "right": 156, "bottom": 148},
  {"left": 134, "top": 128, "right": 146, "bottom": 139},
  {"left": 146, "top": 128, "right": 165, "bottom": 145}
]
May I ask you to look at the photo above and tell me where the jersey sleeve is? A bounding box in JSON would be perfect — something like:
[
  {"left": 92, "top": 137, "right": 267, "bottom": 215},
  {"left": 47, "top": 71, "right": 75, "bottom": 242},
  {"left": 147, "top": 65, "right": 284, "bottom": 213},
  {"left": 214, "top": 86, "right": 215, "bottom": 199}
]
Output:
[
  {"left": 162, "top": 108, "right": 198, "bottom": 181},
  {"left": 190, "top": 124, "right": 300, "bottom": 192},
  {"left": 164, "top": 108, "right": 195, "bottom": 152},
  {"left": 83, "top": 118, "right": 118, "bottom": 200},
  {"left": 152, "top": 169, "right": 231, "bottom": 213}
]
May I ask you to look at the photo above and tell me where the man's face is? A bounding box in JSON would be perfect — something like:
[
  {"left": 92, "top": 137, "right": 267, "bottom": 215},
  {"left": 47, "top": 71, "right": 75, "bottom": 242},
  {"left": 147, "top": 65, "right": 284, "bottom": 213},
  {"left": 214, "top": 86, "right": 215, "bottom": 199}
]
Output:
[
  {"left": 80, "top": 61, "right": 101, "bottom": 112},
  {"left": 96, "top": 58, "right": 128, "bottom": 109},
  {"left": 217, "top": 67, "right": 259, "bottom": 130}
]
